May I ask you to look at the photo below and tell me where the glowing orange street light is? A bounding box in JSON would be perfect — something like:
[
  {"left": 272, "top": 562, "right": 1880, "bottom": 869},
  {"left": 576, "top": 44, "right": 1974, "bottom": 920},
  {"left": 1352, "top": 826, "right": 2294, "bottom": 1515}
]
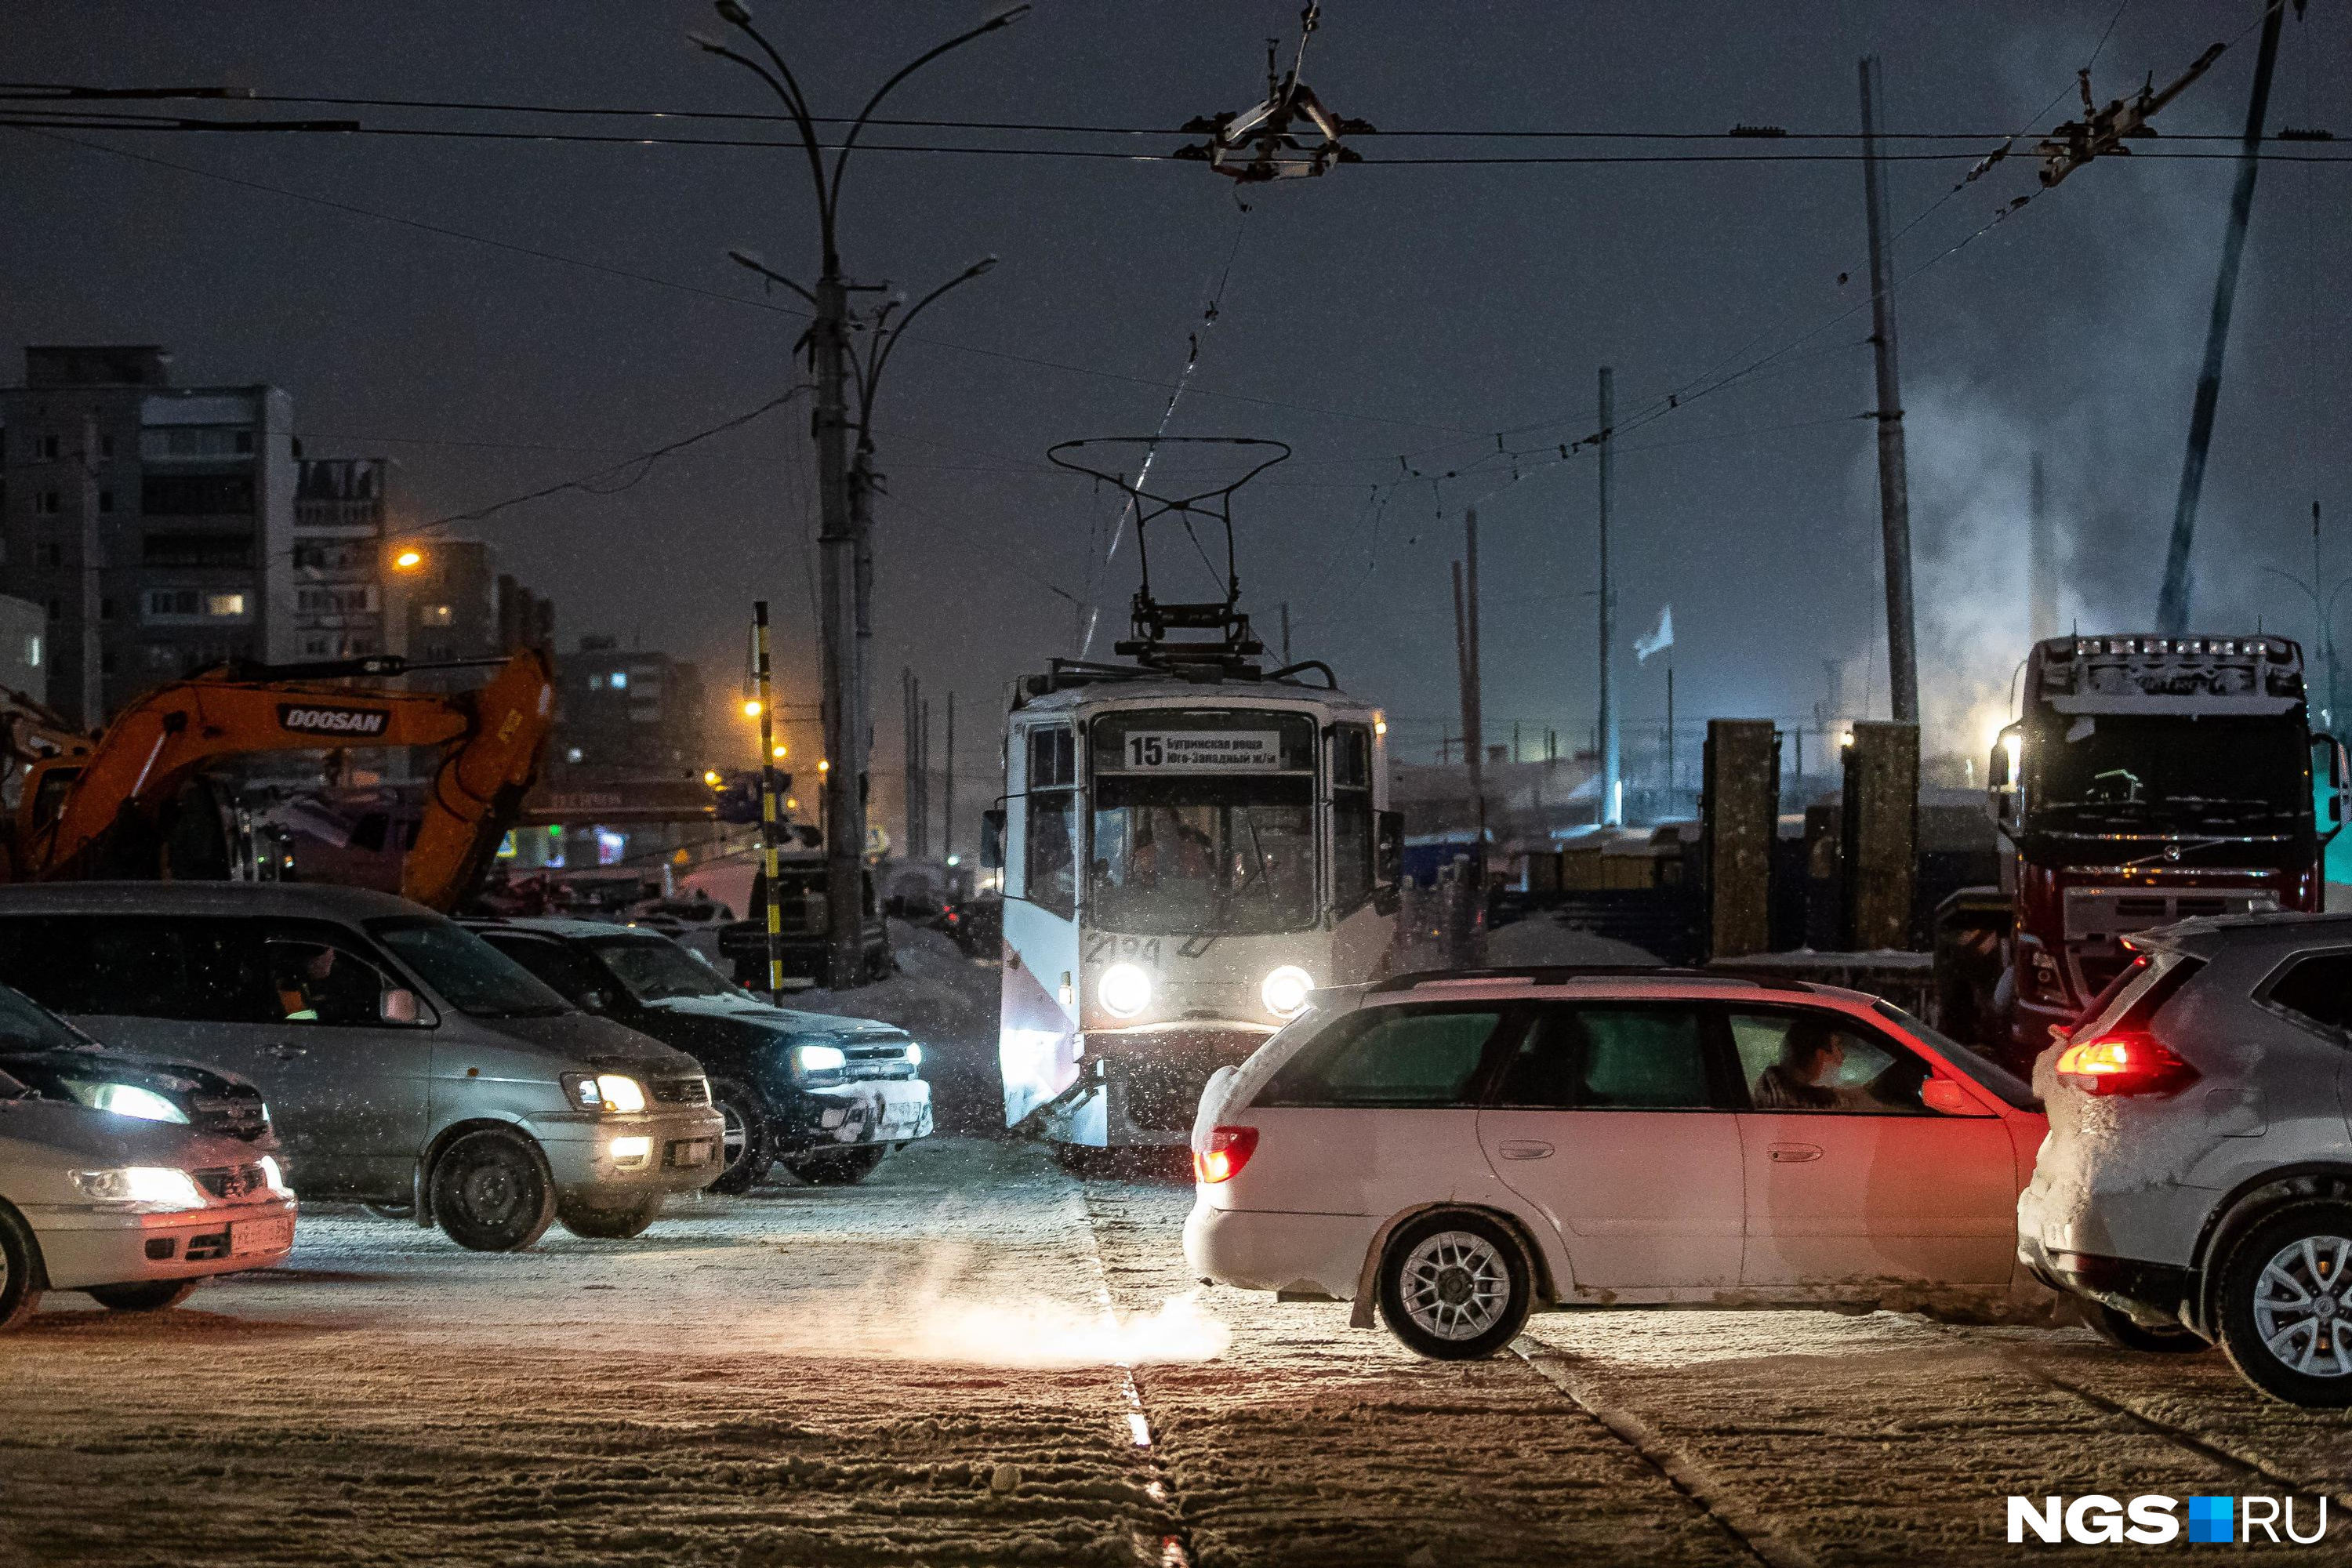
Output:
[
  {"left": 742, "top": 699, "right": 763, "bottom": 719},
  {"left": 817, "top": 758, "right": 829, "bottom": 774},
  {"left": 702, "top": 769, "right": 723, "bottom": 788},
  {"left": 391, "top": 547, "right": 425, "bottom": 572},
  {"left": 771, "top": 743, "right": 787, "bottom": 760}
]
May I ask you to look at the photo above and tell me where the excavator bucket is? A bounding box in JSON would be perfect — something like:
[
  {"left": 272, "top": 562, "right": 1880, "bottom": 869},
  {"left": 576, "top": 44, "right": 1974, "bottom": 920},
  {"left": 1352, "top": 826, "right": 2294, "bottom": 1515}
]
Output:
[{"left": 401, "top": 649, "right": 555, "bottom": 911}]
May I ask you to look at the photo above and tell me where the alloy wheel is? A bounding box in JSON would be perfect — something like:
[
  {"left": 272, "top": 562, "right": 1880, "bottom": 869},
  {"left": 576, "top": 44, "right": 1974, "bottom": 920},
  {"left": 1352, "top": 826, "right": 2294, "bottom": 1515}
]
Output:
[
  {"left": 720, "top": 1102, "right": 748, "bottom": 1174},
  {"left": 1399, "top": 1229, "right": 1511, "bottom": 1341},
  {"left": 2252, "top": 1233, "right": 2352, "bottom": 1378}
]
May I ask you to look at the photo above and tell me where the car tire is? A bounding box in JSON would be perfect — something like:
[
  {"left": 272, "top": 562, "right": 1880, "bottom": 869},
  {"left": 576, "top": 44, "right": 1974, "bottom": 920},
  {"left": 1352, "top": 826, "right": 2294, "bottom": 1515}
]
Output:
[
  {"left": 86, "top": 1279, "right": 202, "bottom": 1313},
  {"left": 2216, "top": 1199, "right": 2352, "bottom": 1408},
  {"left": 783, "top": 1146, "right": 886, "bottom": 1185},
  {"left": 1376, "top": 1210, "right": 1535, "bottom": 1362},
  {"left": 0, "top": 1203, "right": 42, "bottom": 1333},
  {"left": 430, "top": 1128, "right": 557, "bottom": 1253},
  {"left": 556, "top": 1195, "right": 664, "bottom": 1240},
  {"left": 706, "top": 1077, "right": 774, "bottom": 1195},
  {"left": 2084, "top": 1301, "right": 2210, "bottom": 1354}
]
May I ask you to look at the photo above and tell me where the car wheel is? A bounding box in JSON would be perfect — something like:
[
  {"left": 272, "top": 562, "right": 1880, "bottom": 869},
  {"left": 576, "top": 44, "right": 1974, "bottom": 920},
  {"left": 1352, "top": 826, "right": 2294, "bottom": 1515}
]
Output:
[
  {"left": 430, "top": 1128, "right": 557, "bottom": 1253},
  {"left": 705, "top": 1077, "right": 774, "bottom": 1195},
  {"left": 0, "top": 1204, "right": 42, "bottom": 1333},
  {"left": 2084, "top": 1301, "right": 2210, "bottom": 1354},
  {"left": 86, "top": 1279, "right": 202, "bottom": 1313},
  {"left": 556, "top": 1195, "right": 664, "bottom": 1240},
  {"left": 1377, "top": 1210, "right": 1534, "bottom": 1361},
  {"left": 2216, "top": 1200, "right": 2352, "bottom": 1407},
  {"left": 783, "top": 1146, "right": 886, "bottom": 1185}
]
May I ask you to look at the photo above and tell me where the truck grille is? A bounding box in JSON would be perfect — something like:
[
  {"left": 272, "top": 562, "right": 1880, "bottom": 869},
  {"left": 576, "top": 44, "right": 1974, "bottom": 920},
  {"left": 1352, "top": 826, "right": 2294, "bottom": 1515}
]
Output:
[
  {"left": 192, "top": 1163, "right": 271, "bottom": 1201},
  {"left": 651, "top": 1077, "right": 710, "bottom": 1105}
]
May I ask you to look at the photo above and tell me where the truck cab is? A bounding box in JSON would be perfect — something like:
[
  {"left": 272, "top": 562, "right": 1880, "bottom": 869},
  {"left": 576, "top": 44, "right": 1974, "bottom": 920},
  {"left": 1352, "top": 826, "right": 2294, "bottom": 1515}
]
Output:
[{"left": 1988, "top": 634, "right": 2348, "bottom": 1064}]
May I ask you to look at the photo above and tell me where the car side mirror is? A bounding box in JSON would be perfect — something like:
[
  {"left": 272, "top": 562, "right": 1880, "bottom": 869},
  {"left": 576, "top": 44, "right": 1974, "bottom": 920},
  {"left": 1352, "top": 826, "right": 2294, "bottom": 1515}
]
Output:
[
  {"left": 1920, "top": 1076, "right": 1977, "bottom": 1116},
  {"left": 380, "top": 988, "right": 424, "bottom": 1025},
  {"left": 981, "top": 808, "right": 1007, "bottom": 870}
]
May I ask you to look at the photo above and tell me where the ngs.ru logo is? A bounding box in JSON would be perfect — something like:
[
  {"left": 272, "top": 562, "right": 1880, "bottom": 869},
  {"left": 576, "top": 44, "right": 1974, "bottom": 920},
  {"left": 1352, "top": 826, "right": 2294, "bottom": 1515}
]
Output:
[{"left": 2009, "top": 1494, "right": 2330, "bottom": 1545}]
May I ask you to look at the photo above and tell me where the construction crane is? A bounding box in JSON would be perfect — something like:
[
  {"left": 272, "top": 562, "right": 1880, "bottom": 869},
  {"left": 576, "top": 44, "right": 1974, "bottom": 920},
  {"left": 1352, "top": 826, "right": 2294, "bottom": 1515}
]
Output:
[{"left": 0, "top": 649, "right": 554, "bottom": 911}]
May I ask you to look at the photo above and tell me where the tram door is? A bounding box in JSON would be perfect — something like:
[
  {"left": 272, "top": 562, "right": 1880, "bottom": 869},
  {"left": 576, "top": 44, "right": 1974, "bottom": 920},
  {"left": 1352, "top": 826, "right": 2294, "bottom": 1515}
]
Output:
[{"left": 1000, "top": 720, "right": 1085, "bottom": 1127}]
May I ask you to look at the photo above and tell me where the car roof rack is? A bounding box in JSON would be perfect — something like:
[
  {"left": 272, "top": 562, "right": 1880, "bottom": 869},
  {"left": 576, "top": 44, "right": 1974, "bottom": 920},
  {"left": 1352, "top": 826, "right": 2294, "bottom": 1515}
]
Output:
[{"left": 1367, "top": 965, "right": 1816, "bottom": 995}]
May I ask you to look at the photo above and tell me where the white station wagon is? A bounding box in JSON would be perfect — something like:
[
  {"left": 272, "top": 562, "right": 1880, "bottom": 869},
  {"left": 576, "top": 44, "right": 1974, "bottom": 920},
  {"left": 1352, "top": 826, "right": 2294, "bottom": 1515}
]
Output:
[{"left": 1185, "top": 969, "right": 2050, "bottom": 1358}]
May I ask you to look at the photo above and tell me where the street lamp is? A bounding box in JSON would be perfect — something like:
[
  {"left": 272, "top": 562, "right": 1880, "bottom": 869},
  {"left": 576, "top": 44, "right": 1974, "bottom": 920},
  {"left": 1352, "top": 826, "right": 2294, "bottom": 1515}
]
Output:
[
  {"left": 693, "top": 0, "right": 1024, "bottom": 989},
  {"left": 2259, "top": 564, "right": 2352, "bottom": 738},
  {"left": 390, "top": 546, "right": 424, "bottom": 572}
]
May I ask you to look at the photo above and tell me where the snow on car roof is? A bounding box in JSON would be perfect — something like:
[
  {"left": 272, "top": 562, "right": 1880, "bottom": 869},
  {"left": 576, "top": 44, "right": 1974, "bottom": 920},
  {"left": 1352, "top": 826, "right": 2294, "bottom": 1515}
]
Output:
[{"left": 0, "top": 880, "right": 424, "bottom": 917}]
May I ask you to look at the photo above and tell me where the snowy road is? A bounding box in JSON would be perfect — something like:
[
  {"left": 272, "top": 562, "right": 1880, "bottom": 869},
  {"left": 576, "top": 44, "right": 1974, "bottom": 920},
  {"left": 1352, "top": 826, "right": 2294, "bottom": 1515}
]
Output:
[{"left": 8, "top": 1138, "right": 2352, "bottom": 1566}]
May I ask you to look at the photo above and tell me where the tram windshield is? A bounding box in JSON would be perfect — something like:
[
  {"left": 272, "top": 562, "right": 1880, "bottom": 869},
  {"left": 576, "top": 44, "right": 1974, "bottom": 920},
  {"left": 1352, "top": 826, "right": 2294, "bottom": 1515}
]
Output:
[
  {"left": 1085, "top": 708, "right": 1322, "bottom": 936},
  {"left": 1090, "top": 776, "right": 1317, "bottom": 935}
]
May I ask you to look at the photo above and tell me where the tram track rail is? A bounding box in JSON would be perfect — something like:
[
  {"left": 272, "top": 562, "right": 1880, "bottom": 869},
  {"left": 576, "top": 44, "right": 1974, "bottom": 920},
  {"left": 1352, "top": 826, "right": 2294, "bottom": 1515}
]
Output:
[
  {"left": 1073, "top": 1175, "right": 1199, "bottom": 1568},
  {"left": 1512, "top": 1338, "right": 1818, "bottom": 1568}
]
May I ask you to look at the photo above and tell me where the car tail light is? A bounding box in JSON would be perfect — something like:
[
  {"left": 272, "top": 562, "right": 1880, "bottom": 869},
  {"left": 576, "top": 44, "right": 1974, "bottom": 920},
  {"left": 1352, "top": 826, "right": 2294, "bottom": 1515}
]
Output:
[
  {"left": 1193, "top": 1125, "right": 1258, "bottom": 1184},
  {"left": 2053, "top": 1031, "right": 2200, "bottom": 1097}
]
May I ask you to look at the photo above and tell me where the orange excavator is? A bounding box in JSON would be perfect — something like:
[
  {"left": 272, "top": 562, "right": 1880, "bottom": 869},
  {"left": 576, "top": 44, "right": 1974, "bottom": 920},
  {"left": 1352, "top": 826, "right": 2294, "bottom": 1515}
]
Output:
[{"left": 0, "top": 649, "right": 554, "bottom": 911}]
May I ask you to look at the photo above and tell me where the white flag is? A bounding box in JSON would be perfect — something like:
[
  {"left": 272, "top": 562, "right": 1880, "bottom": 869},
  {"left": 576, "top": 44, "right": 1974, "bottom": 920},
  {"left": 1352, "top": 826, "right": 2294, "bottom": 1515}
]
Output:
[{"left": 1635, "top": 604, "right": 1674, "bottom": 664}]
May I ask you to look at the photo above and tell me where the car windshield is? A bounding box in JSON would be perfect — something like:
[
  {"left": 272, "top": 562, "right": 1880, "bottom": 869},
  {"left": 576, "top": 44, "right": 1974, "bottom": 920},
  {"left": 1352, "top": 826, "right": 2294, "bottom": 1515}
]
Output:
[
  {"left": 2029, "top": 713, "right": 2307, "bottom": 825},
  {"left": 1871, "top": 1000, "right": 2041, "bottom": 1111},
  {"left": 368, "top": 916, "right": 572, "bottom": 1018},
  {"left": 589, "top": 937, "right": 740, "bottom": 1002},
  {"left": 0, "top": 981, "right": 92, "bottom": 1054}
]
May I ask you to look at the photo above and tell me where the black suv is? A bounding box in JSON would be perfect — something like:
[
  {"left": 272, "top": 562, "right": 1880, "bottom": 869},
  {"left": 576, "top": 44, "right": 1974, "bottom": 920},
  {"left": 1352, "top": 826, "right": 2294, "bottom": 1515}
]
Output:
[{"left": 465, "top": 918, "right": 931, "bottom": 1191}]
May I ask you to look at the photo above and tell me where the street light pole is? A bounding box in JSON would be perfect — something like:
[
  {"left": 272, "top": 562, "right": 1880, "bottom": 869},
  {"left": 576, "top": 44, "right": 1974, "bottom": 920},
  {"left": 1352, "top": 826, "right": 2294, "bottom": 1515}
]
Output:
[{"left": 695, "top": 1, "right": 1023, "bottom": 987}]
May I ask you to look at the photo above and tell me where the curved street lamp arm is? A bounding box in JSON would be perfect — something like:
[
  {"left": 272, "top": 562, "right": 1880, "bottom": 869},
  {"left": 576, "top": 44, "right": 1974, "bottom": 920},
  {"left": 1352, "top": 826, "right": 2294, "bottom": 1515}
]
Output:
[
  {"left": 829, "top": 5, "right": 1029, "bottom": 219},
  {"left": 865, "top": 257, "right": 996, "bottom": 412},
  {"left": 2260, "top": 565, "right": 2323, "bottom": 612},
  {"left": 695, "top": 30, "right": 830, "bottom": 231},
  {"left": 727, "top": 248, "right": 817, "bottom": 306},
  {"left": 2326, "top": 573, "right": 2352, "bottom": 621}
]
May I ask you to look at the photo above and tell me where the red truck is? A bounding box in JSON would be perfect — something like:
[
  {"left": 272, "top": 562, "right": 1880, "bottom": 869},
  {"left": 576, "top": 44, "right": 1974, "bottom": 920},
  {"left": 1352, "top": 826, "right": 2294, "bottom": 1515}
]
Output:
[{"left": 1987, "top": 634, "right": 2348, "bottom": 1066}]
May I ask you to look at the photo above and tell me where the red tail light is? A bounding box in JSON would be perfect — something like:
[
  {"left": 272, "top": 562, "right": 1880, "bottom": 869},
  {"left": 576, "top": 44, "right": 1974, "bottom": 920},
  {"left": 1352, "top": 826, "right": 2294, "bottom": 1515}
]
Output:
[
  {"left": 1193, "top": 1125, "right": 1258, "bottom": 1183},
  {"left": 2053, "top": 1031, "right": 2200, "bottom": 1097}
]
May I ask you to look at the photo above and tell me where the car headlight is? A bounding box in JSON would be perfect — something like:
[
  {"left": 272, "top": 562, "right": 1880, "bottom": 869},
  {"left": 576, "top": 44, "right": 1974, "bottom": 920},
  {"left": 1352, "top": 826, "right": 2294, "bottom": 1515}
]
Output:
[
  {"left": 1261, "top": 965, "right": 1315, "bottom": 1018},
  {"left": 67, "top": 1080, "right": 190, "bottom": 1125},
  {"left": 904, "top": 1042, "right": 924, "bottom": 1069},
  {"left": 564, "top": 1073, "right": 648, "bottom": 1113},
  {"left": 259, "top": 1155, "right": 292, "bottom": 1196},
  {"left": 1099, "top": 962, "right": 1151, "bottom": 1019},
  {"left": 793, "top": 1043, "right": 848, "bottom": 1077},
  {"left": 71, "top": 1167, "right": 207, "bottom": 1210}
]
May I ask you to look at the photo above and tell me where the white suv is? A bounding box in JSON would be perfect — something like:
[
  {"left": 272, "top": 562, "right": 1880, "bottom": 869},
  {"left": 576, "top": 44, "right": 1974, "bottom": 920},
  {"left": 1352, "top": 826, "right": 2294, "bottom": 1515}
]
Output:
[
  {"left": 2020, "top": 913, "right": 2352, "bottom": 1406},
  {"left": 1185, "top": 967, "right": 2048, "bottom": 1359}
]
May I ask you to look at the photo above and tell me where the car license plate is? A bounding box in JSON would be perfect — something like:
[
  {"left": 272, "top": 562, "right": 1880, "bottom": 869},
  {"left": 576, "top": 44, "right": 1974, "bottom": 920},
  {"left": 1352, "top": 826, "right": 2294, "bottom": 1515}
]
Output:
[
  {"left": 666, "top": 1138, "right": 713, "bottom": 1169},
  {"left": 232, "top": 1214, "right": 294, "bottom": 1258}
]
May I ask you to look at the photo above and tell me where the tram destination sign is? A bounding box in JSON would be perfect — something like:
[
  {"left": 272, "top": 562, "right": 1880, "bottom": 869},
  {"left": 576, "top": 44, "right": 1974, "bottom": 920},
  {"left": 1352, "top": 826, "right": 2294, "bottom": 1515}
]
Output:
[{"left": 1117, "top": 730, "right": 1284, "bottom": 772}]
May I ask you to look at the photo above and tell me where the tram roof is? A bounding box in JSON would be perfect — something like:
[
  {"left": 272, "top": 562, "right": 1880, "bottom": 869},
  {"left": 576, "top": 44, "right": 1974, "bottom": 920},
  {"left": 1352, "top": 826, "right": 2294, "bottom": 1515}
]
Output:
[{"left": 1008, "top": 669, "right": 1377, "bottom": 717}]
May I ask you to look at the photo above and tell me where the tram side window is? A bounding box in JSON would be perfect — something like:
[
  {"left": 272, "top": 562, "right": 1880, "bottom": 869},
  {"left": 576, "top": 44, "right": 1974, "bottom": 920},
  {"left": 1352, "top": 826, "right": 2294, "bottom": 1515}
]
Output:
[
  {"left": 1332, "top": 723, "right": 1374, "bottom": 909},
  {"left": 1025, "top": 725, "right": 1077, "bottom": 918}
]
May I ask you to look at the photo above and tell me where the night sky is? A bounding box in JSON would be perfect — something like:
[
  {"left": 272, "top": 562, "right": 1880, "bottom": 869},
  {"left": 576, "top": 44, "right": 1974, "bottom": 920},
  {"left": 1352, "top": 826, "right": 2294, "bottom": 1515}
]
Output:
[{"left": 6, "top": 1, "right": 2345, "bottom": 804}]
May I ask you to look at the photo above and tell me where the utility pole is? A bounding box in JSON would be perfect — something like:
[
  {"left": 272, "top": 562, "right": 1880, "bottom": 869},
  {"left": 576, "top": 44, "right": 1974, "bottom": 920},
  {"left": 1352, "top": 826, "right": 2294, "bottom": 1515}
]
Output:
[
  {"left": 1858, "top": 56, "right": 1920, "bottom": 724},
  {"left": 1597, "top": 368, "right": 1622, "bottom": 824},
  {"left": 1279, "top": 601, "right": 1292, "bottom": 664},
  {"left": 1665, "top": 659, "right": 1676, "bottom": 810},
  {"left": 2157, "top": 0, "right": 2288, "bottom": 636},
  {"left": 753, "top": 602, "right": 786, "bottom": 1003},
  {"left": 942, "top": 690, "right": 956, "bottom": 866},
  {"left": 698, "top": 2, "right": 1022, "bottom": 986},
  {"left": 919, "top": 694, "right": 931, "bottom": 860},
  {"left": 901, "top": 666, "right": 920, "bottom": 861},
  {"left": 1451, "top": 550, "right": 1485, "bottom": 856},
  {"left": 2027, "top": 452, "right": 2058, "bottom": 644}
]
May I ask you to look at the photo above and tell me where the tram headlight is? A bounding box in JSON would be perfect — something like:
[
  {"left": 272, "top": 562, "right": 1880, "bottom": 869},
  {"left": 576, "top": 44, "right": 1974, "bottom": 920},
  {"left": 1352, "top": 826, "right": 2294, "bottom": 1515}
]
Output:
[
  {"left": 1099, "top": 963, "right": 1152, "bottom": 1019},
  {"left": 1261, "top": 965, "right": 1315, "bottom": 1019}
]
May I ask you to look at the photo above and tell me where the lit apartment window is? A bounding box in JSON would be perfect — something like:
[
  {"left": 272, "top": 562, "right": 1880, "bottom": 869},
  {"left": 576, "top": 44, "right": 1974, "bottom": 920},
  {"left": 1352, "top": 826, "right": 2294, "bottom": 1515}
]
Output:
[
  {"left": 609, "top": 670, "right": 629, "bottom": 690},
  {"left": 419, "top": 604, "right": 454, "bottom": 626},
  {"left": 24, "top": 635, "right": 40, "bottom": 668},
  {"left": 143, "top": 589, "right": 251, "bottom": 622}
]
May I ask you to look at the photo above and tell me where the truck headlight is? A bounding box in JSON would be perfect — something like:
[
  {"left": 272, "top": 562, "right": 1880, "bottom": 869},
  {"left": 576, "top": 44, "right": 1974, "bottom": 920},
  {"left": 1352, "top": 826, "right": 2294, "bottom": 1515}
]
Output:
[
  {"left": 1261, "top": 966, "right": 1315, "bottom": 1018},
  {"left": 71, "top": 1167, "right": 207, "bottom": 1210},
  {"left": 904, "top": 1042, "right": 924, "bottom": 1069},
  {"left": 793, "top": 1044, "right": 847, "bottom": 1078},
  {"left": 1100, "top": 962, "right": 1151, "bottom": 1019},
  {"left": 67, "top": 1080, "right": 190, "bottom": 1125},
  {"left": 564, "top": 1073, "right": 648, "bottom": 1113}
]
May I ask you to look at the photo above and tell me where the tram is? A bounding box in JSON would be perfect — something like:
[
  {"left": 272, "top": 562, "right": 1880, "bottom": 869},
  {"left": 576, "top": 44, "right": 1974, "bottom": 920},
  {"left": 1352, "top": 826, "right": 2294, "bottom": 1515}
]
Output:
[{"left": 985, "top": 438, "right": 1403, "bottom": 1157}]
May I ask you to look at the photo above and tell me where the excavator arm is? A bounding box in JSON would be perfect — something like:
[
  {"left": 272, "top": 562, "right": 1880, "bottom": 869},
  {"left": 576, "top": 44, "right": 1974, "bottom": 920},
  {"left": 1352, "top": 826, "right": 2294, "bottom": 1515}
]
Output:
[{"left": 10, "top": 649, "right": 554, "bottom": 910}]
